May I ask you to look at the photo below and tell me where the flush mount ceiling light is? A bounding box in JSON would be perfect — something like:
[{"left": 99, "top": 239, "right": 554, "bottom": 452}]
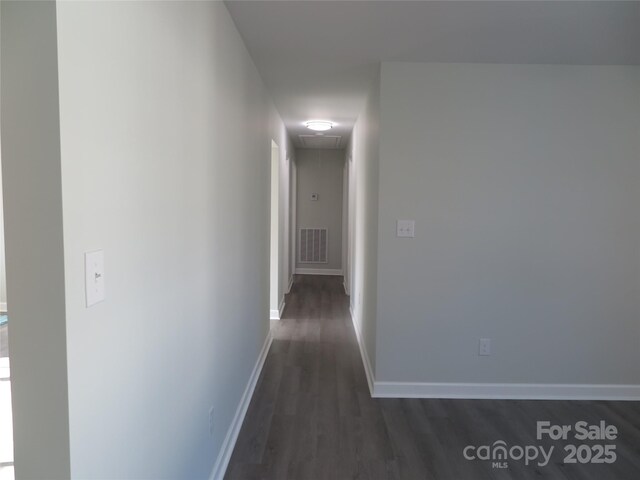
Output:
[{"left": 305, "top": 121, "right": 333, "bottom": 131}]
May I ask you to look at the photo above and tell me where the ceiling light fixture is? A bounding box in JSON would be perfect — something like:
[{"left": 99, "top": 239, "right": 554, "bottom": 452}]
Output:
[{"left": 305, "top": 121, "right": 333, "bottom": 131}]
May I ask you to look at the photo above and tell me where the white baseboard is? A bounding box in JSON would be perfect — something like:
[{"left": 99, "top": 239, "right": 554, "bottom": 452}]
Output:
[
  {"left": 349, "top": 304, "right": 374, "bottom": 396},
  {"left": 269, "top": 297, "right": 286, "bottom": 321},
  {"left": 372, "top": 381, "right": 640, "bottom": 401},
  {"left": 343, "top": 280, "right": 349, "bottom": 296},
  {"left": 346, "top": 305, "right": 640, "bottom": 401},
  {"left": 286, "top": 275, "right": 294, "bottom": 294},
  {"left": 295, "top": 268, "right": 343, "bottom": 276},
  {"left": 209, "top": 330, "right": 273, "bottom": 480}
]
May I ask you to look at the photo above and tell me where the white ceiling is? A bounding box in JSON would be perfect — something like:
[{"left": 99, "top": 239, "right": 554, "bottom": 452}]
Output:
[{"left": 225, "top": 1, "right": 640, "bottom": 148}]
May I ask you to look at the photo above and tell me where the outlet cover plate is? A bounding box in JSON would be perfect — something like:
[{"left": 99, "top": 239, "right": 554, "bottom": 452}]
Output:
[
  {"left": 397, "top": 220, "right": 415, "bottom": 238},
  {"left": 479, "top": 338, "right": 491, "bottom": 356}
]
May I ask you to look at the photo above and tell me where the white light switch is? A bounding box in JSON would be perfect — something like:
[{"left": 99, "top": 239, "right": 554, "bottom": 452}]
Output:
[
  {"left": 85, "top": 250, "right": 105, "bottom": 307},
  {"left": 396, "top": 220, "right": 415, "bottom": 238}
]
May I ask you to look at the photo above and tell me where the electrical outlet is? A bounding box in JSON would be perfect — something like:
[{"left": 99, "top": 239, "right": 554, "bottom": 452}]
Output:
[
  {"left": 209, "top": 406, "right": 215, "bottom": 436},
  {"left": 396, "top": 220, "right": 415, "bottom": 238},
  {"left": 479, "top": 338, "right": 491, "bottom": 356}
]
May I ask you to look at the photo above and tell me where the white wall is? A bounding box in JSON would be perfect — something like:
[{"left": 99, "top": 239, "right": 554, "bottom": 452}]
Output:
[
  {"left": 295, "top": 149, "right": 344, "bottom": 272},
  {"left": 1, "top": 2, "right": 71, "bottom": 478},
  {"left": 347, "top": 69, "right": 381, "bottom": 381},
  {"left": 1, "top": 1, "right": 290, "bottom": 479},
  {"left": 376, "top": 62, "right": 640, "bottom": 388}
]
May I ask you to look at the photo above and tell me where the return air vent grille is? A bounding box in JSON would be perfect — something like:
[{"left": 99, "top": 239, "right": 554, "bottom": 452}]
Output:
[
  {"left": 298, "top": 135, "right": 342, "bottom": 149},
  {"left": 299, "top": 228, "right": 328, "bottom": 263}
]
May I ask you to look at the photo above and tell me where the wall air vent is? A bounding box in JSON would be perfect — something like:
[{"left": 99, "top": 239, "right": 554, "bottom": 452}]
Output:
[
  {"left": 298, "top": 135, "right": 342, "bottom": 149},
  {"left": 299, "top": 228, "right": 328, "bottom": 263}
]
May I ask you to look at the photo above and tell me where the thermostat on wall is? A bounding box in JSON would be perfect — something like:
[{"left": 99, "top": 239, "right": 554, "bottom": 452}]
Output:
[{"left": 311, "top": 193, "right": 319, "bottom": 201}]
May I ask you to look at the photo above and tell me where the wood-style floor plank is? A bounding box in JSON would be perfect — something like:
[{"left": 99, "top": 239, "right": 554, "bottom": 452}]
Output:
[{"left": 225, "top": 275, "right": 640, "bottom": 479}]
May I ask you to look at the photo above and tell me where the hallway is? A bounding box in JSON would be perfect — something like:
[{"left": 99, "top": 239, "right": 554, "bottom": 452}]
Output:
[
  {"left": 226, "top": 275, "right": 640, "bottom": 480},
  {"left": 226, "top": 275, "right": 371, "bottom": 479}
]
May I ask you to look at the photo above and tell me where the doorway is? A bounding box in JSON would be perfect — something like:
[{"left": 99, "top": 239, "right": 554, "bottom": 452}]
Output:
[
  {"left": 289, "top": 160, "right": 297, "bottom": 292},
  {"left": 0, "top": 141, "right": 13, "bottom": 480},
  {"left": 269, "top": 140, "right": 280, "bottom": 320}
]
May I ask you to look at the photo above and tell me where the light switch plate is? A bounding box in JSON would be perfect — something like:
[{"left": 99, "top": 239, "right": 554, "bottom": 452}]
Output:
[
  {"left": 85, "top": 250, "right": 105, "bottom": 307},
  {"left": 396, "top": 220, "right": 415, "bottom": 238}
]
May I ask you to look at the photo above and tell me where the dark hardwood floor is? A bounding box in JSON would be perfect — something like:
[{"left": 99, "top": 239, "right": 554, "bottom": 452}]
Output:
[{"left": 225, "top": 275, "right": 640, "bottom": 479}]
